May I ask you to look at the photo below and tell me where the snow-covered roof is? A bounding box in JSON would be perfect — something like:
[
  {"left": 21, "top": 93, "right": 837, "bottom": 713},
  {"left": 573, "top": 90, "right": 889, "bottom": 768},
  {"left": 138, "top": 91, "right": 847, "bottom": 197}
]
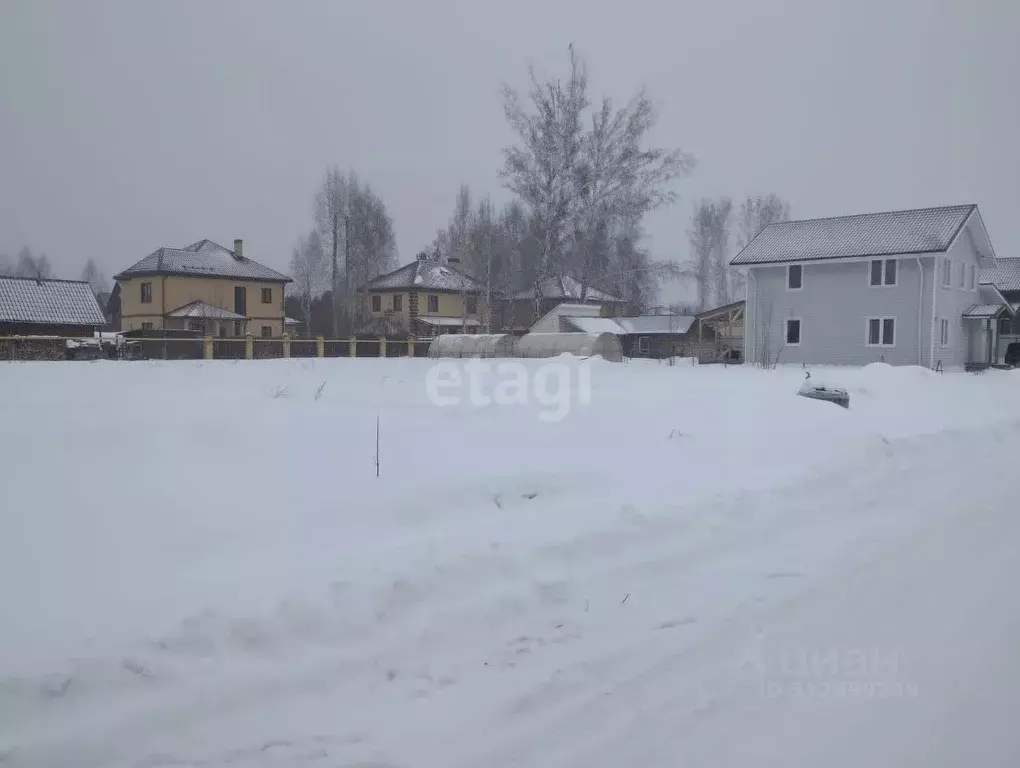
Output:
[
  {"left": 114, "top": 240, "right": 291, "bottom": 283},
  {"left": 980, "top": 257, "right": 1020, "bottom": 293},
  {"left": 963, "top": 304, "right": 1010, "bottom": 319},
  {"left": 562, "top": 313, "right": 697, "bottom": 335},
  {"left": 509, "top": 276, "right": 624, "bottom": 303},
  {"left": 562, "top": 316, "right": 628, "bottom": 334},
  {"left": 368, "top": 259, "right": 483, "bottom": 293},
  {"left": 0, "top": 276, "right": 107, "bottom": 326},
  {"left": 617, "top": 315, "right": 696, "bottom": 334},
  {"left": 416, "top": 316, "right": 481, "bottom": 327},
  {"left": 731, "top": 205, "right": 977, "bottom": 266},
  {"left": 166, "top": 300, "right": 247, "bottom": 320}
]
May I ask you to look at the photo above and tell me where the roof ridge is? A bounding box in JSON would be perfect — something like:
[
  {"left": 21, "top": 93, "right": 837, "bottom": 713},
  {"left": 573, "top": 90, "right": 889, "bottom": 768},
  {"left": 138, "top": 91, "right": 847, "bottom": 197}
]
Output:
[
  {"left": 0, "top": 275, "right": 93, "bottom": 286},
  {"left": 764, "top": 203, "right": 976, "bottom": 231}
]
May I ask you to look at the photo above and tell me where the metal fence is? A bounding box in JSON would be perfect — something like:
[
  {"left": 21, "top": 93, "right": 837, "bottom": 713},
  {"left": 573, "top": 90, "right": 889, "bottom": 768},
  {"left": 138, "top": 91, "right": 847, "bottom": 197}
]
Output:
[{"left": 0, "top": 335, "right": 436, "bottom": 362}]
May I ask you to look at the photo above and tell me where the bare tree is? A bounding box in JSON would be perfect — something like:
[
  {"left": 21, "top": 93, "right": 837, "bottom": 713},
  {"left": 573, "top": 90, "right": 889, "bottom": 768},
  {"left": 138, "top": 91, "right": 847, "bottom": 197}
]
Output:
[
  {"left": 0, "top": 254, "right": 12, "bottom": 276},
  {"left": 80, "top": 258, "right": 109, "bottom": 296},
  {"left": 733, "top": 194, "right": 791, "bottom": 299},
  {"left": 501, "top": 47, "right": 589, "bottom": 322},
  {"left": 344, "top": 178, "right": 397, "bottom": 325},
  {"left": 289, "top": 229, "right": 326, "bottom": 336},
  {"left": 572, "top": 91, "right": 694, "bottom": 301},
  {"left": 314, "top": 168, "right": 397, "bottom": 334},
  {"left": 686, "top": 198, "right": 733, "bottom": 310},
  {"left": 13, "top": 247, "right": 53, "bottom": 280},
  {"left": 314, "top": 167, "right": 350, "bottom": 336}
]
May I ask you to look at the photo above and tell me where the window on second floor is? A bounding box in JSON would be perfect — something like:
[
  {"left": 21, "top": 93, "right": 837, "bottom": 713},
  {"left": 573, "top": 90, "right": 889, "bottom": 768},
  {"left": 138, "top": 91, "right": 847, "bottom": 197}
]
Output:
[
  {"left": 262, "top": 288, "right": 272, "bottom": 304},
  {"left": 466, "top": 295, "right": 478, "bottom": 314},
  {"left": 787, "top": 264, "right": 802, "bottom": 290},
  {"left": 968, "top": 265, "right": 976, "bottom": 290},
  {"left": 427, "top": 295, "right": 439, "bottom": 313},
  {"left": 870, "top": 259, "right": 897, "bottom": 286},
  {"left": 140, "top": 282, "right": 152, "bottom": 303},
  {"left": 392, "top": 294, "right": 402, "bottom": 311},
  {"left": 942, "top": 259, "right": 952, "bottom": 287},
  {"left": 959, "top": 262, "right": 966, "bottom": 288},
  {"left": 371, "top": 295, "right": 381, "bottom": 312}
]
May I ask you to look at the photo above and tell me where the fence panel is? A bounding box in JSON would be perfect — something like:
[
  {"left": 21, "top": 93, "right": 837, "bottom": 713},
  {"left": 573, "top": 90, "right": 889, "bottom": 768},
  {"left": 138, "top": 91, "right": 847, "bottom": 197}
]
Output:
[
  {"left": 212, "top": 339, "right": 246, "bottom": 360},
  {"left": 290, "top": 339, "right": 318, "bottom": 358},
  {"left": 253, "top": 339, "right": 284, "bottom": 359}
]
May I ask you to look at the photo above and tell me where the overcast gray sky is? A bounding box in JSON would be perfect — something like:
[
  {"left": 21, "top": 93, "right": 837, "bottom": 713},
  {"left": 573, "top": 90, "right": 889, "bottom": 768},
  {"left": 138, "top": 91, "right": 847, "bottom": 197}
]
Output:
[{"left": 1, "top": 0, "right": 1017, "bottom": 303}]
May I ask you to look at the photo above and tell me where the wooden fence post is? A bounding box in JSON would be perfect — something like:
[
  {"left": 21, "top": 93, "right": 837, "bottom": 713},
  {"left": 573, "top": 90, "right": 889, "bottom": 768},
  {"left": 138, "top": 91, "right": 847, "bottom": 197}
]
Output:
[
  {"left": 203, "top": 336, "right": 213, "bottom": 360},
  {"left": 378, "top": 336, "right": 387, "bottom": 357},
  {"left": 245, "top": 335, "right": 254, "bottom": 360},
  {"left": 316, "top": 336, "right": 325, "bottom": 357},
  {"left": 348, "top": 337, "right": 356, "bottom": 358},
  {"left": 282, "top": 334, "right": 291, "bottom": 359},
  {"left": 407, "top": 335, "right": 415, "bottom": 357}
]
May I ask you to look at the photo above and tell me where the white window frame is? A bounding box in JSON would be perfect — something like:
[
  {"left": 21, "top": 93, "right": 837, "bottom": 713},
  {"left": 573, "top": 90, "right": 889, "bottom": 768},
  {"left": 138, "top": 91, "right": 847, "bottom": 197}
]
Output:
[
  {"left": 866, "top": 316, "right": 896, "bottom": 347},
  {"left": 968, "top": 264, "right": 976, "bottom": 291},
  {"left": 939, "top": 318, "right": 949, "bottom": 348},
  {"left": 785, "top": 318, "right": 802, "bottom": 347},
  {"left": 942, "top": 258, "right": 952, "bottom": 288},
  {"left": 786, "top": 264, "right": 803, "bottom": 291},
  {"left": 958, "top": 261, "right": 966, "bottom": 288},
  {"left": 868, "top": 258, "right": 898, "bottom": 287}
]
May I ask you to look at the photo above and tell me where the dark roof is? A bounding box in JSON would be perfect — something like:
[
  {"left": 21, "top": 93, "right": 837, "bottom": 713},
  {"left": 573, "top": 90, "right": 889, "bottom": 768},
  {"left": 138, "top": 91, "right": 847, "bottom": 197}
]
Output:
[
  {"left": 114, "top": 240, "right": 291, "bottom": 282},
  {"left": 509, "top": 275, "right": 624, "bottom": 303},
  {"left": 0, "top": 276, "right": 107, "bottom": 326},
  {"left": 980, "top": 257, "right": 1020, "bottom": 293},
  {"left": 367, "top": 259, "right": 483, "bottom": 293},
  {"left": 730, "top": 205, "right": 976, "bottom": 266},
  {"left": 696, "top": 299, "right": 745, "bottom": 319}
]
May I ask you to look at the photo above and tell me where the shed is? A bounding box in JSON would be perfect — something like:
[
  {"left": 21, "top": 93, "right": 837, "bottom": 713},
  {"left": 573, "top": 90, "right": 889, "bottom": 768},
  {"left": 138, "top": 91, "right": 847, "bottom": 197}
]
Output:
[
  {"left": 427, "top": 333, "right": 515, "bottom": 358},
  {"left": 516, "top": 332, "right": 623, "bottom": 362},
  {"left": 0, "top": 276, "right": 107, "bottom": 336}
]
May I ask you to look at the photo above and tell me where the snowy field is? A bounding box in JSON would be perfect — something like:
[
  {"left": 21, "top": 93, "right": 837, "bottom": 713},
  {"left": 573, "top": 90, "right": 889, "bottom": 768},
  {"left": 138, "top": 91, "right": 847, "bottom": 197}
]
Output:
[{"left": 2, "top": 357, "right": 1020, "bottom": 767}]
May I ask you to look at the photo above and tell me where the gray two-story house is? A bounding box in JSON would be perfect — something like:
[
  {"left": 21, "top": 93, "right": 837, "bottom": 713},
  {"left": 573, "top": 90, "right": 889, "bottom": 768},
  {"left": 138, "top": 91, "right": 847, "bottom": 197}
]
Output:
[{"left": 733, "top": 204, "right": 1009, "bottom": 369}]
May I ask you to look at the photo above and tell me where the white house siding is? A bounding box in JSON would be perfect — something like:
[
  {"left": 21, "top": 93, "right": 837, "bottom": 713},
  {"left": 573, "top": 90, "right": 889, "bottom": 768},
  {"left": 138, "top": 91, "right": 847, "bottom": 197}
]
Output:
[
  {"left": 744, "top": 256, "right": 935, "bottom": 367},
  {"left": 933, "top": 223, "right": 985, "bottom": 368}
]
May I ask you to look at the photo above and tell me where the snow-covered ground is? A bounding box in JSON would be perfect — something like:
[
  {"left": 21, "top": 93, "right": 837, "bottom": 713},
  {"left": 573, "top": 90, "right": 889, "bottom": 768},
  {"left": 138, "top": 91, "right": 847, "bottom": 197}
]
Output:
[{"left": 1, "top": 357, "right": 1019, "bottom": 767}]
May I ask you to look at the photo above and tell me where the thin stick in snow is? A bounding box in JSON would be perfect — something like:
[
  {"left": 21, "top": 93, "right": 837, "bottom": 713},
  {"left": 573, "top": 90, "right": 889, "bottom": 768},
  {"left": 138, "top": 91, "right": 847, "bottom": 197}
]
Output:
[{"left": 375, "top": 415, "right": 380, "bottom": 478}]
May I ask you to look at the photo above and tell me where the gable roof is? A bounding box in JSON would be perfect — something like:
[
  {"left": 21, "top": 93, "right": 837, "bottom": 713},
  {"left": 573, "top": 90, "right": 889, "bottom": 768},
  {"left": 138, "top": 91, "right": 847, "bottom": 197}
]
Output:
[
  {"left": 114, "top": 240, "right": 291, "bottom": 282},
  {"left": 367, "top": 259, "right": 483, "bottom": 293},
  {"left": 730, "top": 205, "right": 976, "bottom": 266},
  {"left": 166, "top": 300, "right": 247, "bottom": 320},
  {"left": 509, "top": 275, "right": 624, "bottom": 303},
  {"left": 980, "top": 257, "right": 1020, "bottom": 293},
  {"left": 0, "top": 276, "right": 107, "bottom": 326}
]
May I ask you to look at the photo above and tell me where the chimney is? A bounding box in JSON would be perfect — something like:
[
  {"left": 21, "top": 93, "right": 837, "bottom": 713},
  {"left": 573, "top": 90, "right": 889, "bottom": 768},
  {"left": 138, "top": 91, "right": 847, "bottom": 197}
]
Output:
[
  {"left": 233, "top": 239, "right": 243, "bottom": 259},
  {"left": 417, "top": 252, "right": 427, "bottom": 261}
]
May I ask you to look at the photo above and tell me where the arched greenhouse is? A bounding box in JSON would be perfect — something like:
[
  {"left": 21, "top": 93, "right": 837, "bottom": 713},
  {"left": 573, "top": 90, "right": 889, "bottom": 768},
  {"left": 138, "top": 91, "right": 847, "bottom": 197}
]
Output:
[{"left": 514, "top": 332, "right": 623, "bottom": 362}]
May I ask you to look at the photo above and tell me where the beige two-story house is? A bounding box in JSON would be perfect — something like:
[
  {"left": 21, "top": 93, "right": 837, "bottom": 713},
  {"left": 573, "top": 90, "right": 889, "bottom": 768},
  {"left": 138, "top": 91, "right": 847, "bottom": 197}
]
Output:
[
  {"left": 114, "top": 239, "right": 291, "bottom": 337},
  {"left": 363, "top": 255, "right": 487, "bottom": 336}
]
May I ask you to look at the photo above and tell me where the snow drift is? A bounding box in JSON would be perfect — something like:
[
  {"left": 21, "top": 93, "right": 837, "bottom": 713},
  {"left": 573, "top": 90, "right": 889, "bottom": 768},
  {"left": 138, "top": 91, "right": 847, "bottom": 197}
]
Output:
[{"left": 1, "top": 358, "right": 1019, "bottom": 767}]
